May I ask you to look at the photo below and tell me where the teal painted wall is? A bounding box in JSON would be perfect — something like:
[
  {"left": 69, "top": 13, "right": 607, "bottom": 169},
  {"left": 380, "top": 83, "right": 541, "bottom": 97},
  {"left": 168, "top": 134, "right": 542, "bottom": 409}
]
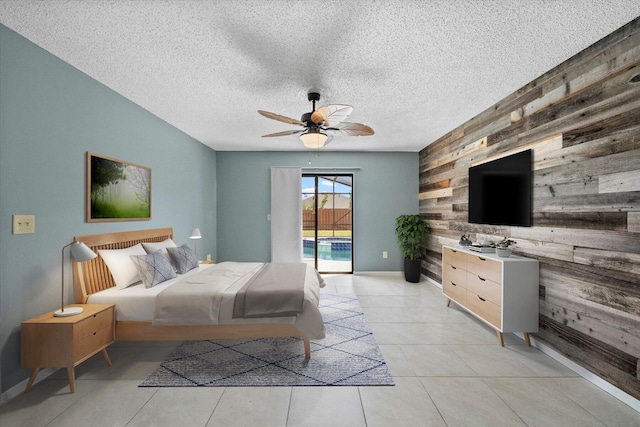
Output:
[
  {"left": 216, "top": 151, "right": 418, "bottom": 270},
  {"left": 0, "top": 25, "right": 217, "bottom": 392}
]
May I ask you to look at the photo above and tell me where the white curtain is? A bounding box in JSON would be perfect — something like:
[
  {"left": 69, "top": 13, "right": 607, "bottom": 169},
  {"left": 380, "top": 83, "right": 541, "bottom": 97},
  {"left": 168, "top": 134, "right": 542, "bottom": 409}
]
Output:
[{"left": 271, "top": 167, "right": 302, "bottom": 262}]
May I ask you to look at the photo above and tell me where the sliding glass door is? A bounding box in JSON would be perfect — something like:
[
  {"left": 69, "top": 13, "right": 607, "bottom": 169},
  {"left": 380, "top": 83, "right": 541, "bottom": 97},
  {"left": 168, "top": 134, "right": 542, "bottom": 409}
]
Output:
[{"left": 302, "top": 174, "right": 353, "bottom": 273}]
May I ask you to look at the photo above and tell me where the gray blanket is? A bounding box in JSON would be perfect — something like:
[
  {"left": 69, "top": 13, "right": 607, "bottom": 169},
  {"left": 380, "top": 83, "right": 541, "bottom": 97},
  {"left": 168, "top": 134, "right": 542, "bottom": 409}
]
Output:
[{"left": 232, "top": 263, "right": 306, "bottom": 319}]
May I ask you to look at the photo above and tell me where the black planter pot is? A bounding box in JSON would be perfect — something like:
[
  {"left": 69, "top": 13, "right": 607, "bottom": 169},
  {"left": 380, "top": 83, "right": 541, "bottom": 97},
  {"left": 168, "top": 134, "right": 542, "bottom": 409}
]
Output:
[{"left": 403, "top": 258, "right": 422, "bottom": 283}]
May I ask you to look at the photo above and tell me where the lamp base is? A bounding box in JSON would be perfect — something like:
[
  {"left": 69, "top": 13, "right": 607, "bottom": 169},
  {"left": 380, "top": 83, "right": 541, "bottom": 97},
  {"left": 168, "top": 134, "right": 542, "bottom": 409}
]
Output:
[{"left": 54, "top": 306, "right": 84, "bottom": 317}]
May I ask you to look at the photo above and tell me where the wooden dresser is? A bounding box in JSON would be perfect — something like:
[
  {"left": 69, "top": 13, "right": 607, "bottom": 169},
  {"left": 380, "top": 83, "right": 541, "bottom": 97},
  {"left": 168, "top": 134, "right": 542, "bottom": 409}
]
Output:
[{"left": 442, "top": 245, "right": 539, "bottom": 346}]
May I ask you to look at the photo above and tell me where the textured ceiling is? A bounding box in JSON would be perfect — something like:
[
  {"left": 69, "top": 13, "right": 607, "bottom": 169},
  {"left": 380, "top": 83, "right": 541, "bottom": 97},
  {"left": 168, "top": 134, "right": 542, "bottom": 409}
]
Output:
[{"left": 1, "top": 1, "right": 639, "bottom": 152}]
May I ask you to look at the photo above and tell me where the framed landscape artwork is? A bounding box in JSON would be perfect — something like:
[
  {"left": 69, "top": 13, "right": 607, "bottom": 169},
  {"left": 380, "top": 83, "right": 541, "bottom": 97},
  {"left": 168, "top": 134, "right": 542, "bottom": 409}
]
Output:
[{"left": 87, "top": 152, "right": 152, "bottom": 222}]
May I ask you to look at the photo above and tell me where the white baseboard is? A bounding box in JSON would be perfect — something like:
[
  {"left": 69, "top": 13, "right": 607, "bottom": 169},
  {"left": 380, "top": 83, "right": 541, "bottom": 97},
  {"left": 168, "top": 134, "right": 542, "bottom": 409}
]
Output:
[
  {"left": 353, "top": 270, "right": 402, "bottom": 276},
  {"left": 518, "top": 333, "right": 640, "bottom": 412},
  {"left": 1, "top": 368, "right": 57, "bottom": 406}
]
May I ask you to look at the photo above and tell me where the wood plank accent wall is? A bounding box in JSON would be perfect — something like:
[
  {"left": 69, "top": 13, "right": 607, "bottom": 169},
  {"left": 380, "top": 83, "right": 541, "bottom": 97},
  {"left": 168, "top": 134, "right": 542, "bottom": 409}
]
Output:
[{"left": 418, "top": 18, "right": 640, "bottom": 399}]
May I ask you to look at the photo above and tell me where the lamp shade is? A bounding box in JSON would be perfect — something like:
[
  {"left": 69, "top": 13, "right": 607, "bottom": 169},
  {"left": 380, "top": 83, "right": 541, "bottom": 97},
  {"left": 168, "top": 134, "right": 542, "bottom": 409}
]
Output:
[
  {"left": 69, "top": 241, "right": 98, "bottom": 262},
  {"left": 189, "top": 228, "right": 202, "bottom": 239},
  {"left": 55, "top": 241, "right": 97, "bottom": 317},
  {"left": 300, "top": 131, "right": 328, "bottom": 149}
]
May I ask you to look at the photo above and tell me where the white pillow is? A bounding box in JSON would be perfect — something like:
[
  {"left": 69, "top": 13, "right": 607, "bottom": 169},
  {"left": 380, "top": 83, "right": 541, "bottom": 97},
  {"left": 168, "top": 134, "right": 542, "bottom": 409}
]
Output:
[
  {"left": 142, "top": 238, "right": 177, "bottom": 255},
  {"left": 98, "top": 243, "right": 147, "bottom": 289}
]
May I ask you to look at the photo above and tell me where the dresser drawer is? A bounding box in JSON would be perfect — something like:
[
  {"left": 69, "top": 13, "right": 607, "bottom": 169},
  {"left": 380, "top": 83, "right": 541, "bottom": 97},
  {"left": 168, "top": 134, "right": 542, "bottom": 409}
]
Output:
[
  {"left": 74, "top": 308, "right": 113, "bottom": 341},
  {"left": 73, "top": 325, "right": 114, "bottom": 362},
  {"left": 466, "top": 272, "right": 501, "bottom": 307},
  {"left": 443, "top": 247, "right": 467, "bottom": 270},
  {"left": 443, "top": 262, "right": 467, "bottom": 288},
  {"left": 466, "top": 291, "right": 501, "bottom": 329},
  {"left": 443, "top": 278, "right": 466, "bottom": 304},
  {"left": 466, "top": 254, "right": 502, "bottom": 284}
]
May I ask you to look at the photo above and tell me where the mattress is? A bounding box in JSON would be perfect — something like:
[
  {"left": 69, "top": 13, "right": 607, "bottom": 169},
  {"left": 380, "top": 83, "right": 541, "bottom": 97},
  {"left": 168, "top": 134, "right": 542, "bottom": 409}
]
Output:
[{"left": 86, "top": 261, "right": 326, "bottom": 339}]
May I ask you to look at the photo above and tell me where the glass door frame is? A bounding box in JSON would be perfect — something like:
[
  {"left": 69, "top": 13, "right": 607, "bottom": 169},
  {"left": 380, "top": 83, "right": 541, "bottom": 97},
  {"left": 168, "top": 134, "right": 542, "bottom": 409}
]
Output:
[{"left": 302, "top": 173, "right": 354, "bottom": 274}]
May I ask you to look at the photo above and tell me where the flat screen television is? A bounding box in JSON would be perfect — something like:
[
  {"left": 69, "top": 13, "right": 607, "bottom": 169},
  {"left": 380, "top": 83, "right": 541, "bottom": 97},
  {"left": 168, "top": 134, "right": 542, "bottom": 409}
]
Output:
[{"left": 468, "top": 149, "right": 532, "bottom": 227}]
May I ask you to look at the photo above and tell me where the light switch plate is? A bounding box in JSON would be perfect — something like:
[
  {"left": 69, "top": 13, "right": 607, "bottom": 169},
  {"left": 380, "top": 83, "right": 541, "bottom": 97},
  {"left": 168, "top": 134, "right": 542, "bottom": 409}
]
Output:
[{"left": 13, "top": 215, "right": 35, "bottom": 234}]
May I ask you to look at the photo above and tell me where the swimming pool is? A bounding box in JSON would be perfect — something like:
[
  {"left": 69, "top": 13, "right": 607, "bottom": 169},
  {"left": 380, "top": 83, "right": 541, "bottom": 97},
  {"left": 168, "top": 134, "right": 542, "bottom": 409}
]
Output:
[{"left": 303, "top": 238, "right": 352, "bottom": 261}]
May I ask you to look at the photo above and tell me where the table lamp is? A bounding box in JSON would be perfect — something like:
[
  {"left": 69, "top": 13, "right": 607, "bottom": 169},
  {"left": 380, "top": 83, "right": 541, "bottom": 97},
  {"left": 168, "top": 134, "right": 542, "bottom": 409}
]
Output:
[
  {"left": 190, "top": 227, "right": 202, "bottom": 257},
  {"left": 55, "top": 241, "right": 97, "bottom": 317}
]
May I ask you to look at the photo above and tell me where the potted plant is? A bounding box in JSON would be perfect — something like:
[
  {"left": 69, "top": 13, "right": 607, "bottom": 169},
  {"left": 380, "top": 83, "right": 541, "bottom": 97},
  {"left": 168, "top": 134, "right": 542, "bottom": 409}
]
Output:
[
  {"left": 395, "top": 214, "right": 429, "bottom": 282},
  {"left": 459, "top": 234, "right": 472, "bottom": 246},
  {"left": 489, "top": 237, "right": 517, "bottom": 257}
]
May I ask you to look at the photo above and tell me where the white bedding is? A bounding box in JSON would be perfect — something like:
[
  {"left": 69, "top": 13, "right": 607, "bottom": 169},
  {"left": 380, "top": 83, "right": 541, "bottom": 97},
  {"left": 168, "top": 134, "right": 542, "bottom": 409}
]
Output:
[{"left": 87, "top": 262, "right": 326, "bottom": 339}]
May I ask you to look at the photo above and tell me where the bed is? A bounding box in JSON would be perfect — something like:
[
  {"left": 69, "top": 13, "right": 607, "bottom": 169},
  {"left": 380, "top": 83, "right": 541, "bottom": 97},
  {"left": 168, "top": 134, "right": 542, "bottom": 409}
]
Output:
[{"left": 72, "top": 228, "right": 325, "bottom": 358}]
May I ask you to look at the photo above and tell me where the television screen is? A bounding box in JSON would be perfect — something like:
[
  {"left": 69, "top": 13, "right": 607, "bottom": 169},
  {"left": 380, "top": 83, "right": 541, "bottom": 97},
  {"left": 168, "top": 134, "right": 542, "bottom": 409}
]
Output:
[{"left": 468, "top": 149, "right": 532, "bottom": 227}]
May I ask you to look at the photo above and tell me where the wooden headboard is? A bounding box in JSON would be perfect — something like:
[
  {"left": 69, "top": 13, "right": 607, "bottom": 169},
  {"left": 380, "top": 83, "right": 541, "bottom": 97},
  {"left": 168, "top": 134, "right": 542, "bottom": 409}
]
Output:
[{"left": 72, "top": 228, "right": 173, "bottom": 303}]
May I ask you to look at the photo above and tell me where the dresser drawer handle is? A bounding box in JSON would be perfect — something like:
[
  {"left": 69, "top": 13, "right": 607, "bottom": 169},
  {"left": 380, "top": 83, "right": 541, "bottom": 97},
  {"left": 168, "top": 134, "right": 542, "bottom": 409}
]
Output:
[
  {"left": 451, "top": 266, "right": 457, "bottom": 270},
  {"left": 451, "top": 249, "right": 457, "bottom": 253},
  {"left": 478, "top": 296, "right": 486, "bottom": 302},
  {"left": 93, "top": 332, "right": 97, "bottom": 336},
  {"left": 479, "top": 257, "right": 486, "bottom": 261},
  {"left": 478, "top": 276, "right": 486, "bottom": 282},
  {"left": 451, "top": 282, "right": 457, "bottom": 287}
]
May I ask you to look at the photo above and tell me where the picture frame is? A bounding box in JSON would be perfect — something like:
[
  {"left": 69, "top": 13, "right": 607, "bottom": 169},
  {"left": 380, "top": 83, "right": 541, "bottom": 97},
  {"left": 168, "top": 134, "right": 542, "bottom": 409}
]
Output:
[{"left": 86, "top": 152, "right": 152, "bottom": 222}]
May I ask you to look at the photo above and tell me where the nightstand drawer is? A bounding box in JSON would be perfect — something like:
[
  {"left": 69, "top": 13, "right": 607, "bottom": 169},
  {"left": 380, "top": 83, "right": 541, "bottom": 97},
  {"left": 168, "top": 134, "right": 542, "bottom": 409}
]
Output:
[
  {"left": 74, "top": 308, "right": 113, "bottom": 340},
  {"left": 466, "top": 273, "right": 501, "bottom": 307},
  {"left": 466, "top": 254, "right": 502, "bottom": 284},
  {"left": 466, "top": 290, "right": 501, "bottom": 328},
  {"left": 74, "top": 326, "right": 113, "bottom": 362}
]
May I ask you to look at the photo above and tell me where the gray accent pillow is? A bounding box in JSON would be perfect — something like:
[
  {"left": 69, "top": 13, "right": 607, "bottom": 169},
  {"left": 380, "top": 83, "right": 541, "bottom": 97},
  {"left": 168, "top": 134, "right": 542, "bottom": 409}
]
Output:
[
  {"left": 167, "top": 244, "right": 199, "bottom": 274},
  {"left": 130, "top": 252, "right": 177, "bottom": 288}
]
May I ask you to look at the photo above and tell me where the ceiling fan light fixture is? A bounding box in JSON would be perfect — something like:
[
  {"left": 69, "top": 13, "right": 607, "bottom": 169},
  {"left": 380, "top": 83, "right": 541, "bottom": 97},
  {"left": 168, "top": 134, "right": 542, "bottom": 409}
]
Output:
[{"left": 300, "top": 131, "right": 328, "bottom": 149}]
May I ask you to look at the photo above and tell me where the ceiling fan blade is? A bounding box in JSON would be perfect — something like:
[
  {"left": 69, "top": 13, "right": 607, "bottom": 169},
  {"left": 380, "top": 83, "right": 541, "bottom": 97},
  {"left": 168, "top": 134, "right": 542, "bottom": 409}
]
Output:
[
  {"left": 325, "top": 122, "right": 375, "bottom": 136},
  {"left": 310, "top": 104, "right": 353, "bottom": 126},
  {"left": 261, "top": 129, "right": 304, "bottom": 137},
  {"left": 258, "top": 110, "right": 305, "bottom": 126}
]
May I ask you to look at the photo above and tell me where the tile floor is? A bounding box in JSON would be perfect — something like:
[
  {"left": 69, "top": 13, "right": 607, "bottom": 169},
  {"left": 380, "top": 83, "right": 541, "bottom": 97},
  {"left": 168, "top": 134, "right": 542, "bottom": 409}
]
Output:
[{"left": 1, "top": 273, "right": 639, "bottom": 426}]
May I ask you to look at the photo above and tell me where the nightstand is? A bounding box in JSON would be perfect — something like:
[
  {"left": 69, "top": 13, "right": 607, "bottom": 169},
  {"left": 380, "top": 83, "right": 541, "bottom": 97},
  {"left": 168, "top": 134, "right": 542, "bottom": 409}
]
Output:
[{"left": 21, "top": 303, "right": 115, "bottom": 393}]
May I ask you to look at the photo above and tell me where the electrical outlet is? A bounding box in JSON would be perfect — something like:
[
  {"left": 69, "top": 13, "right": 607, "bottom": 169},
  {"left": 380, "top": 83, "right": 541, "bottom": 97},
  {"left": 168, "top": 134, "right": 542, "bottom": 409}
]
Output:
[
  {"left": 383, "top": 251, "right": 388, "bottom": 259},
  {"left": 13, "top": 214, "right": 35, "bottom": 234}
]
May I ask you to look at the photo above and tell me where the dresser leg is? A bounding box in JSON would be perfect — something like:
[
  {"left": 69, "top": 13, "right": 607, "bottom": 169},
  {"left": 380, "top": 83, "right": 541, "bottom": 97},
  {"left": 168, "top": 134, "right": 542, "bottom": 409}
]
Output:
[
  {"left": 496, "top": 330, "right": 504, "bottom": 347},
  {"left": 66, "top": 368, "right": 76, "bottom": 393},
  {"left": 24, "top": 368, "right": 40, "bottom": 393},
  {"left": 102, "top": 348, "right": 112, "bottom": 366},
  {"left": 446, "top": 298, "right": 451, "bottom": 307},
  {"left": 524, "top": 332, "right": 531, "bottom": 347}
]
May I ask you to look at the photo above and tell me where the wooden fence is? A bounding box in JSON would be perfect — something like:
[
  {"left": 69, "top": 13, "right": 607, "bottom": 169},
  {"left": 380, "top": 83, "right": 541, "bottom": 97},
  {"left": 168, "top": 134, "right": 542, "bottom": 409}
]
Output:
[{"left": 302, "top": 209, "right": 352, "bottom": 230}]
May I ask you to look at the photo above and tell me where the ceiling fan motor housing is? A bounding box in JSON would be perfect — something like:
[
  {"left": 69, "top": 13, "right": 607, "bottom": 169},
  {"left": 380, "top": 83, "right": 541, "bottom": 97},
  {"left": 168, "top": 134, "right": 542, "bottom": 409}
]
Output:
[{"left": 307, "top": 92, "right": 321, "bottom": 102}]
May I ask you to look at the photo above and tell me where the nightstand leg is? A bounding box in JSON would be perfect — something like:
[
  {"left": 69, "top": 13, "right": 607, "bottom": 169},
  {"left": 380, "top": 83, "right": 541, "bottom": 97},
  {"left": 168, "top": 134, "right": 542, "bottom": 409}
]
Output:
[
  {"left": 66, "top": 368, "right": 76, "bottom": 393},
  {"left": 524, "top": 332, "right": 531, "bottom": 347},
  {"left": 496, "top": 330, "right": 504, "bottom": 347},
  {"left": 24, "top": 368, "right": 40, "bottom": 393},
  {"left": 101, "top": 348, "right": 112, "bottom": 366}
]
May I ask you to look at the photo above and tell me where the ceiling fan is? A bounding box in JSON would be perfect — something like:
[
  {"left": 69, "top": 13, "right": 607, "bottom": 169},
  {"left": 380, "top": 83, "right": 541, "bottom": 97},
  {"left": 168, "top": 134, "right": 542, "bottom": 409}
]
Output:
[{"left": 258, "top": 92, "right": 374, "bottom": 148}]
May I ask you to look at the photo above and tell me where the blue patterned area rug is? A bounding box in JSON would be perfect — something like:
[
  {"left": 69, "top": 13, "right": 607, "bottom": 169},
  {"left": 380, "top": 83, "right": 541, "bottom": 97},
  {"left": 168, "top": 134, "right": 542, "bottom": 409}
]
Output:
[{"left": 139, "top": 294, "right": 394, "bottom": 387}]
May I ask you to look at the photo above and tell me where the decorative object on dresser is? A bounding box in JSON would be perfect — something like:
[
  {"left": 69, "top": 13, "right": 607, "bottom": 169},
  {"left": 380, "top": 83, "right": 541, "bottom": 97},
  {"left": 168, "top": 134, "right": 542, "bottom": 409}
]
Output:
[
  {"left": 189, "top": 227, "right": 202, "bottom": 256},
  {"left": 395, "top": 214, "right": 430, "bottom": 283},
  {"left": 459, "top": 234, "right": 472, "bottom": 246},
  {"left": 488, "top": 237, "right": 517, "bottom": 258},
  {"left": 441, "top": 245, "right": 539, "bottom": 347},
  {"left": 57, "top": 241, "right": 97, "bottom": 317},
  {"left": 21, "top": 304, "right": 115, "bottom": 393}
]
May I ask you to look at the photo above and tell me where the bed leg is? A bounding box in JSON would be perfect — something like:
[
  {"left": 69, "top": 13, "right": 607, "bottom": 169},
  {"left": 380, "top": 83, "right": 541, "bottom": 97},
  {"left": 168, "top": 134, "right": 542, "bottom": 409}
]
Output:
[{"left": 303, "top": 337, "right": 311, "bottom": 359}]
